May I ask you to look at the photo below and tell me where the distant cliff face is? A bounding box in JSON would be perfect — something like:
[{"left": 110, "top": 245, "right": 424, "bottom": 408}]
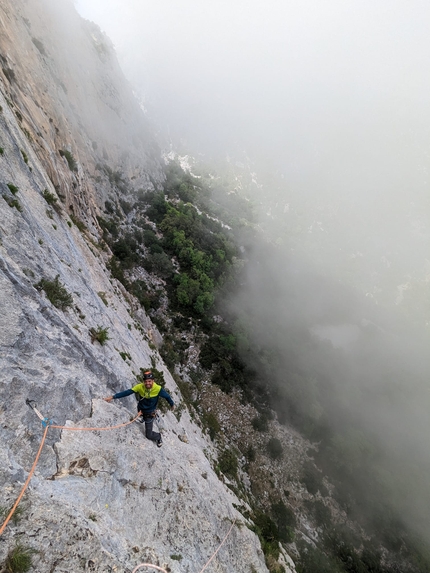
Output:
[
  {"left": 0, "top": 1, "right": 273, "bottom": 571},
  {"left": 0, "top": 0, "right": 163, "bottom": 231}
]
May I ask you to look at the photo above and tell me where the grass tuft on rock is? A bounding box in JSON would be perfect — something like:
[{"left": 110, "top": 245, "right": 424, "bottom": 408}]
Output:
[{"left": 3, "top": 543, "right": 36, "bottom": 573}]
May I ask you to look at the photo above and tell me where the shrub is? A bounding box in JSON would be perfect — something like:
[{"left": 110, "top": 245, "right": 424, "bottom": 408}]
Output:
[
  {"left": 69, "top": 214, "right": 86, "bottom": 231},
  {"left": 0, "top": 147, "right": 4, "bottom": 155},
  {"left": 245, "top": 445, "right": 256, "bottom": 462},
  {"left": 35, "top": 275, "right": 73, "bottom": 310},
  {"left": 119, "top": 351, "right": 131, "bottom": 361},
  {"left": 119, "top": 199, "right": 132, "bottom": 215},
  {"left": 313, "top": 500, "right": 332, "bottom": 529},
  {"left": 111, "top": 236, "right": 140, "bottom": 267},
  {"left": 253, "top": 511, "right": 280, "bottom": 560},
  {"left": 22, "top": 128, "right": 32, "bottom": 142},
  {"left": 4, "top": 543, "right": 36, "bottom": 573},
  {"left": 202, "top": 411, "right": 220, "bottom": 440},
  {"left": 97, "top": 216, "right": 119, "bottom": 240},
  {"left": 129, "top": 280, "right": 161, "bottom": 311},
  {"left": 271, "top": 501, "right": 295, "bottom": 542},
  {"left": 7, "top": 183, "right": 18, "bottom": 195},
  {"left": 59, "top": 149, "right": 77, "bottom": 172},
  {"left": 107, "top": 257, "right": 128, "bottom": 287},
  {"left": 42, "top": 188, "right": 58, "bottom": 206},
  {"left": 301, "top": 461, "right": 327, "bottom": 496},
  {"left": 297, "top": 543, "right": 342, "bottom": 573},
  {"left": 20, "top": 149, "right": 28, "bottom": 164},
  {"left": 3, "top": 196, "right": 22, "bottom": 212},
  {"left": 89, "top": 326, "right": 110, "bottom": 345},
  {"left": 218, "top": 449, "right": 238, "bottom": 479},
  {"left": 252, "top": 415, "right": 269, "bottom": 432},
  {"left": 267, "top": 438, "right": 283, "bottom": 460}
]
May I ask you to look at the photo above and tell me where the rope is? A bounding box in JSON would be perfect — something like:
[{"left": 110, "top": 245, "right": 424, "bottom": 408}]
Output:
[
  {"left": 0, "top": 424, "right": 49, "bottom": 536},
  {"left": 51, "top": 413, "right": 141, "bottom": 432},
  {"left": 131, "top": 565, "right": 168, "bottom": 573},
  {"left": 0, "top": 410, "right": 141, "bottom": 536},
  {"left": 131, "top": 519, "right": 236, "bottom": 573},
  {"left": 2, "top": 403, "right": 237, "bottom": 573},
  {"left": 198, "top": 519, "right": 236, "bottom": 573}
]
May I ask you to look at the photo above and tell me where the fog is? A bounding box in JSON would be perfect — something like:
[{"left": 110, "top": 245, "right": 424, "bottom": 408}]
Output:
[
  {"left": 76, "top": 0, "right": 430, "bottom": 550},
  {"left": 75, "top": 0, "right": 430, "bottom": 290}
]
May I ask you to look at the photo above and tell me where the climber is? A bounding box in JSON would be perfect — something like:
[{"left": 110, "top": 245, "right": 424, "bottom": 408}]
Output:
[{"left": 104, "top": 371, "right": 174, "bottom": 447}]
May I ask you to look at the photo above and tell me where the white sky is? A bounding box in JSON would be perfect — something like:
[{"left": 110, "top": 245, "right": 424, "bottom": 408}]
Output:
[{"left": 74, "top": 0, "right": 430, "bottom": 151}]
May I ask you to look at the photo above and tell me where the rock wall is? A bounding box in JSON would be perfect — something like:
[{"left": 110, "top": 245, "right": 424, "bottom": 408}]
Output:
[{"left": 0, "top": 1, "right": 270, "bottom": 571}]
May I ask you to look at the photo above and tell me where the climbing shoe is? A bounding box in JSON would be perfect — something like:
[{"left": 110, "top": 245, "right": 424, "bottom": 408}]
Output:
[{"left": 156, "top": 437, "right": 163, "bottom": 448}]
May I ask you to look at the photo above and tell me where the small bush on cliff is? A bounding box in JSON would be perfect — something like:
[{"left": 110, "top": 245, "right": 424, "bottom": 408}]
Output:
[
  {"left": 42, "top": 188, "right": 58, "bottom": 206},
  {"left": 89, "top": 326, "right": 110, "bottom": 345},
  {"left": 3, "top": 543, "right": 37, "bottom": 573},
  {"left": 70, "top": 214, "right": 86, "bottom": 232},
  {"left": 267, "top": 438, "right": 283, "bottom": 460},
  {"left": 35, "top": 275, "right": 73, "bottom": 310},
  {"left": 202, "top": 411, "right": 220, "bottom": 440},
  {"left": 3, "top": 196, "right": 22, "bottom": 212},
  {"left": 7, "top": 183, "right": 18, "bottom": 195},
  {"left": 301, "top": 461, "right": 327, "bottom": 495},
  {"left": 252, "top": 415, "right": 269, "bottom": 432},
  {"left": 59, "top": 149, "right": 77, "bottom": 172},
  {"left": 271, "top": 500, "right": 295, "bottom": 542},
  {"left": 218, "top": 449, "right": 238, "bottom": 479}
]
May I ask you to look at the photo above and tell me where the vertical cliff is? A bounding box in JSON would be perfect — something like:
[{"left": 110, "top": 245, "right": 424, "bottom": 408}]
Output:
[{"left": 0, "top": 1, "right": 273, "bottom": 571}]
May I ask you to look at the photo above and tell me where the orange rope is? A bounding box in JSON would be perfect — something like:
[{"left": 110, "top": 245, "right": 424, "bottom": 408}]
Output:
[
  {"left": 51, "top": 413, "right": 141, "bottom": 431},
  {"left": 0, "top": 424, "right": 49, "bottom": 536},
  {"left": 131, "top": 519, "right": 236, "bottom": 573},
  {"left": 131, "top": 565, "right": 168, "bottom": 573},
  {"left": 2, "top": 408, "right": 237, "bottom": 573},
  {"left": 198, "top": 519, "right": 236, "bottom": 572},
  {"left": 0, "top": 412, "right": 141, "bottom": 536}
]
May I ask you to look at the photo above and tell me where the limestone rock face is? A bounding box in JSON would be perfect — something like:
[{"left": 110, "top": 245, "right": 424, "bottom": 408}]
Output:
[
  {"left": 0, "top": 1, "right": 270, "bottom": 571},
  {"left": 0, "top": 0, "right": 164, "bottom": 231}
]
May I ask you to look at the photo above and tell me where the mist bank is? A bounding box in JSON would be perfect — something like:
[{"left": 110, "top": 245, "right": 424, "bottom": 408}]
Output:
[{"left": 222, "top": 232, "right": 430, "bottom": 549}]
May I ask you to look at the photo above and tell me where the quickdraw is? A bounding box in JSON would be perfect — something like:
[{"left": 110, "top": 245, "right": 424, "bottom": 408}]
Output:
[{"left": 26, "top": 398, "right": 53, "bottom": 427}]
